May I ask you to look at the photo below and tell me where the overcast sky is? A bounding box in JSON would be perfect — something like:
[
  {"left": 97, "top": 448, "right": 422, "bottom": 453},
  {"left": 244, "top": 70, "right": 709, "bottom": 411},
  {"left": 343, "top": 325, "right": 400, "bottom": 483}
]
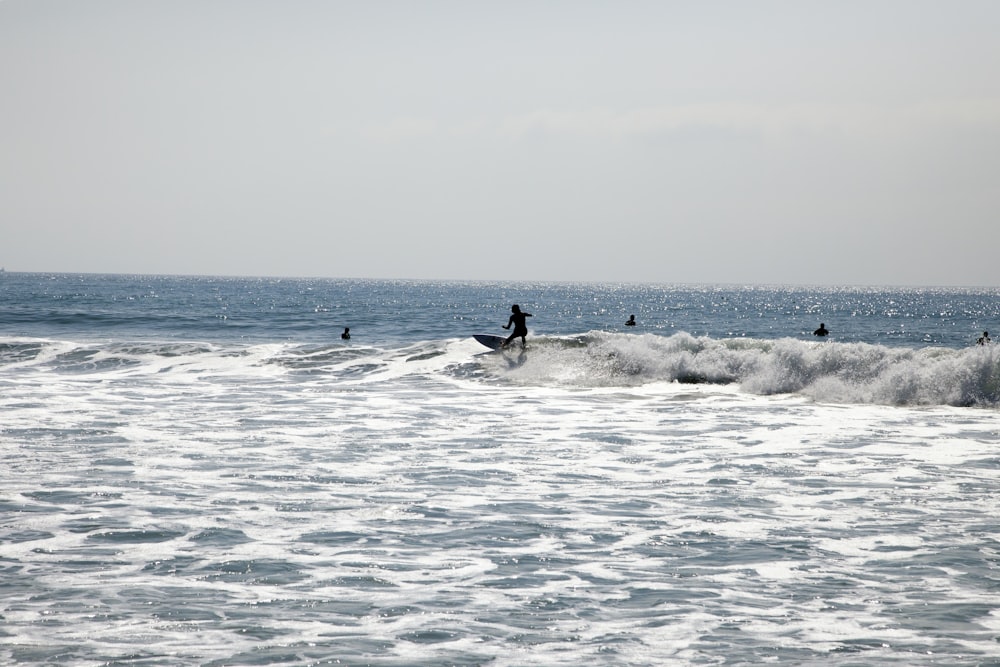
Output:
[{"left": 2, "top": 1, "right": 999, "bottom": 286}]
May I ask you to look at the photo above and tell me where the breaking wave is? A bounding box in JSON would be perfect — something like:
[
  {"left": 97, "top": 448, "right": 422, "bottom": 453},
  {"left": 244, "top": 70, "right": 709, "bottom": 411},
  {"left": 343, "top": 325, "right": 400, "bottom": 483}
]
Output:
[
  {"left": 477, "top": 331, "right": 1000, "bottom": 407},
  {"left": 3, "top": 332, "right": 998, "bottom": 407}
]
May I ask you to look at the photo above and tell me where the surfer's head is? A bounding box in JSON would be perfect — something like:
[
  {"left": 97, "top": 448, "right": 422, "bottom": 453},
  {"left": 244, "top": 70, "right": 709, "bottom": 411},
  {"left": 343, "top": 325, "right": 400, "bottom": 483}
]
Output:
[{"left": 511, "top": 304, "right": 520, "bottom": 313}]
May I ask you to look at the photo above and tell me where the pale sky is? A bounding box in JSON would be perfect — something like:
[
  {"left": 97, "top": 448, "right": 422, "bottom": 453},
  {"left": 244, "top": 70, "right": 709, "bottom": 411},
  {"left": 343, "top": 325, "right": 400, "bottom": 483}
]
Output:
[{"left": 2, "top": 1, "right": 999, "bottom": 286}]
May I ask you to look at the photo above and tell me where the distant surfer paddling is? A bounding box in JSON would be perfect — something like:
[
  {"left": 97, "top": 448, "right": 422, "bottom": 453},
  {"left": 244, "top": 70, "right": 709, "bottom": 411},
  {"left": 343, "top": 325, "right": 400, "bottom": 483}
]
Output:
[
  {"left": 813, "top": 323, "right": 829, "bottom": 337},
  {"left": 341, "top": 327, "right": 351, "bottom": 340},
  {"left": 625, "top": 314, "right": 636, "bottom": 326},
  {"left": 502, "top": 304, "right": 532, "bottom": 349},
  {"left": 977, "top": 330, "right": 991, "bottom": 345}
]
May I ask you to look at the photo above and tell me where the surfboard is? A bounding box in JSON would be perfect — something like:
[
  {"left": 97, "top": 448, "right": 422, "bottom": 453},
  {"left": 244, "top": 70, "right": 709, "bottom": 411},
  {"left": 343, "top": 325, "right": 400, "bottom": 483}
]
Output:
[{"left": 473, "top": 334, "right": 506, "bottom": 350}]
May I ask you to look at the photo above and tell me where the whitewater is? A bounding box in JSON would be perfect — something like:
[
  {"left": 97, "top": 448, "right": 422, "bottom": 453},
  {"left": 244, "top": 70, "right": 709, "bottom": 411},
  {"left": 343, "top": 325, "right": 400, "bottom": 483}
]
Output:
[{"left": 1, "top": 273, "right": 998, "bottom": 666}]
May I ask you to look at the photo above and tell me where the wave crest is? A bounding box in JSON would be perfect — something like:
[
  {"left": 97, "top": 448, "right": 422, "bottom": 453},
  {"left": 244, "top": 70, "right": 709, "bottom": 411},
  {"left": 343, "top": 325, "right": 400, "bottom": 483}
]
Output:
[{"left": 483, "top": 332, "right": 1000, "bottom": 407}]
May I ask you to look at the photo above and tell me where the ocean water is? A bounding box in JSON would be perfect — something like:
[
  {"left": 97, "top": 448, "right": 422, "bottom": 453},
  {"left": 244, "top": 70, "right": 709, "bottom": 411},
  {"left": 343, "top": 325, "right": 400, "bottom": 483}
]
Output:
[{"left": 1, "top": 272, "right": 999, "bottom": 666}]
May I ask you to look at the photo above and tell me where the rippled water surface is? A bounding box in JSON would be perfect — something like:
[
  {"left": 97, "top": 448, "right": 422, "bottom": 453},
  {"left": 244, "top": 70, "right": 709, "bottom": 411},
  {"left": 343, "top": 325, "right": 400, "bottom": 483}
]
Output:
[{"left": 1, "top": 274, "right": 999, "bottom": 665}]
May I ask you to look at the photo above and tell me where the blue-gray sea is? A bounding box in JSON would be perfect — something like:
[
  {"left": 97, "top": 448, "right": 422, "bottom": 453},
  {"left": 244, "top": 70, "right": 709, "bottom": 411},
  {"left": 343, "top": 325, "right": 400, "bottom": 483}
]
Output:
[{"left": 1, "top": 273, "right": 999, "bottom": 666}]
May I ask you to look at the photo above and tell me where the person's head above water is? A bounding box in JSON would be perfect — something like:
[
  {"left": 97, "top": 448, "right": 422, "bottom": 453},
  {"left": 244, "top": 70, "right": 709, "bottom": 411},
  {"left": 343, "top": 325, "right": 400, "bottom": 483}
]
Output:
[{"left": 511, "top": 305, "right": 521, "bottom": 313}]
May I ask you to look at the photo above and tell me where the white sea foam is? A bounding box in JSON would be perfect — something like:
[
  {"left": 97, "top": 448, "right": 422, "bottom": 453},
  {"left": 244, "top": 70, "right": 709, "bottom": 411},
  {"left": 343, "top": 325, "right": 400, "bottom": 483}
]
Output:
[
  {"left": 468, "top": 332, "right": 1000, "bottom": 406},
  {"left": 1, "top": 327, "right": 999, "bottom": 665}
]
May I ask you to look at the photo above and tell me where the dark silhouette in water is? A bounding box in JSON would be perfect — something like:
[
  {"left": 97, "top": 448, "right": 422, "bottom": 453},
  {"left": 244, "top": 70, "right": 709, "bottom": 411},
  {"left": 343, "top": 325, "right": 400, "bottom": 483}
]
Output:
[
  {"left": 978, "top": 331, "right": 991, "bottom": 345},
  {"left": 813, "top": 323, "right": 829, "bottom": 337},
  {"left": 502, "top": 304, "right": 532, "bottom": 348},
  {"left": 625, "top": 315, "right": 636, "bottom": 326},
  {"left": 341, "top": 327, "right": 351, "bottom": 340}
]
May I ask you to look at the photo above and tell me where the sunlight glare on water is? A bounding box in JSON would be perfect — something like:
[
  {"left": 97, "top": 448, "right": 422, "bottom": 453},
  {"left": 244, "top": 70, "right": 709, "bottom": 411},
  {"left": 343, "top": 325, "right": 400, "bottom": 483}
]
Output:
[{"left": 0, "top": 274, "right": 998, "bottom": 665}]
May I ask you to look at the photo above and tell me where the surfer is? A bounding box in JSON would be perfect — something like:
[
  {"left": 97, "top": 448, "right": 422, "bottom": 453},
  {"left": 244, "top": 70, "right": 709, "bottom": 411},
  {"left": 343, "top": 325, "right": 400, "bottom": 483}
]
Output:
[
  {"left": 625, "top": 315, "right": 636, "bottom": 326},
  {"left": 813, "top": 323, "right": 829, "bottom": 337},
  {"left": 502, "top": 304, "right": 532, "bottom": 349},
  {"left": 341, "top": 327, "right": 351, "bottom": 340},
  {"left": 977, "top": 331, "right": 991, "bottom": 345}
]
